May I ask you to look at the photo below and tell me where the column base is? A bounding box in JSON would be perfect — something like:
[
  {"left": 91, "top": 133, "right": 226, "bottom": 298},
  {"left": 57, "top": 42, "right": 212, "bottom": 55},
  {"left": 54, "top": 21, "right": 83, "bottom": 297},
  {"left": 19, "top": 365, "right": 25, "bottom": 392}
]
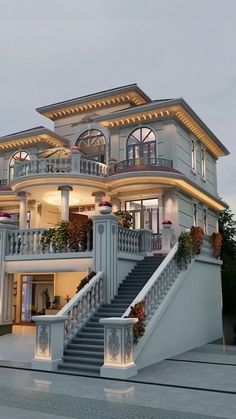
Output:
[
  {"left": 0, "top": 323, "right": 12, "bottom": 336},
  {"left": 100, "top": 363, "right": 137, "bottom": 379},
  {"left": 32, "top": 358, "right": 61, "bottom": 371}
]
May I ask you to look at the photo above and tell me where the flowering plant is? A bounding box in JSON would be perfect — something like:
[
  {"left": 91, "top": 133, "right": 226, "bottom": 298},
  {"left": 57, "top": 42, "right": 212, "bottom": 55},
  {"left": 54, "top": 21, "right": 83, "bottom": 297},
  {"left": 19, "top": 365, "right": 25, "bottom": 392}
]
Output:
[
  {"left": 126, "top": 300, "right": 146, "bottom": 344},
  {"left": 71, "top": 146, "right": 82, "bottom": 151},
  {"left": 211, "top": 232, "right": 223, "bottom": 257},
  {"left": 113, "top": 211, "right": 133, "bottom": 228},
  {"left": 190, "top": 226, "right": 204, "bottom": 255},
  {"left": 0, "top": 211, "right": 11, "bottom": 218},
  {"left": 162, "top": 220, "right": 172, "bottom": 225},
  {"left": 76, "top": 271, "right": 96, "bottom": 293},
  {"left": 98, "top": 201, "right": 112, "bottom": 207}
]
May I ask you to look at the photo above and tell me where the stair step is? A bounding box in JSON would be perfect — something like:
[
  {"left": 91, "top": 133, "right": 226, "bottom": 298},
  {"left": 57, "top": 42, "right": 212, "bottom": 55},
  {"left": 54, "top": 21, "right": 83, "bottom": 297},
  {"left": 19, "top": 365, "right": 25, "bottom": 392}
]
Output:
[
  {"left": 82, "top": 327, "right": 104, "bottom": 333},
  {"left": 58, "top": 362, "right": 100, "bottom": 373},
  {"left": 64, "top": 349, "right": 104, "bottom": 358},
  {"left": 62, "top": 356, "right": 103, "bottom": 366},
  {"left": 71, "top": 338, "right": 104, "bottom": 345},
  {"left": 67, "top": 343, "right": 104, "bottom": 351},
  {"left": 76, "top": 332, "right": 104, "bottom": 339}
]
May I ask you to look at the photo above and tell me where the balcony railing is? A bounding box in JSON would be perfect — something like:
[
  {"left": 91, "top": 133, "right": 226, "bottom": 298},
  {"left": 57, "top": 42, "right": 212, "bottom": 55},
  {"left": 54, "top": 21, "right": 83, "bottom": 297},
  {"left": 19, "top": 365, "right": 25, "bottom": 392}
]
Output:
[
  {"left": 12, "top": 157, "right": 109, "bottom": 181},
  {"left": 110, "top": 157, "right": 173, "bottom": 174},
  {"left": 7, "top": 227, "right": 93, "bottom": 256}
]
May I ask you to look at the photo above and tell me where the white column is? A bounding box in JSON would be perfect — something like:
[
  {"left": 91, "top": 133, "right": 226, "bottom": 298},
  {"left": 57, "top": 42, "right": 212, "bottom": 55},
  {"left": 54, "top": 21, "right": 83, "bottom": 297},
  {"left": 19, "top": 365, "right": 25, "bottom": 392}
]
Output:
[
  {"left": 92, "top": 191, "right": 105, "bottom": 213},
  {"left": 157, "top": 193, "right": 164, "bottom": 229},
  {"left": 17, "top": 191, "right": 28, "bottom": 229},
  {"left": 58, "top": 186, "right": 73, "bottom": 221},
  {"left": 92, "top": 214, "right": 119, "bottom": 303}
]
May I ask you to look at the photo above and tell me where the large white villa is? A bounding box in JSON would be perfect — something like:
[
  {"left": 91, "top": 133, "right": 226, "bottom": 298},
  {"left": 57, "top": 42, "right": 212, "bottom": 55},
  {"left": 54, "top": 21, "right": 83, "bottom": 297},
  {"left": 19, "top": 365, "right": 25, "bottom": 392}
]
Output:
[{"left": 0, "top": 84, "right": 229, "bottom": 377}]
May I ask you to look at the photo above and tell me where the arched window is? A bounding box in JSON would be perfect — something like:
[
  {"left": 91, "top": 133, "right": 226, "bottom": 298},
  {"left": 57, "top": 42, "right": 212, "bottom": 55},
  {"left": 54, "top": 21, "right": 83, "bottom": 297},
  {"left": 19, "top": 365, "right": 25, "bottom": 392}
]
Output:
[
  {"left": 76, "top": 129, "right": 106, "bottom": 163},
  {"left": 127, "top": 127, "right": 156, "bottom": 162},
  {"left": 9, "top": 151, "right": 30, "bottom": 179}
]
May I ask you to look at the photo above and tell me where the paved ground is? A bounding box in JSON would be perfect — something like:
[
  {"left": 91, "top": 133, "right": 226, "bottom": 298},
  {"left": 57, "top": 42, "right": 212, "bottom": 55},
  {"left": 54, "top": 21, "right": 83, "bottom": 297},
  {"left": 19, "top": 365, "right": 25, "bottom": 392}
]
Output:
[
  {"left": 0, "top": 332, "right": 236, "bottom": 418},
  {"left": 0, "top": 367, "right": 232, "bottom": 419}
]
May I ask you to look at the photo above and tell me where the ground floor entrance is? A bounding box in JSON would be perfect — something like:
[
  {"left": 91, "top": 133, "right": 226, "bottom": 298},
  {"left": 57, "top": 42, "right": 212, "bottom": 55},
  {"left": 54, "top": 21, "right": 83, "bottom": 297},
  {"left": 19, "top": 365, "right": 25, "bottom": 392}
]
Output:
[{"left": 12, "top": 271, "right": 86, "bottom": 324}]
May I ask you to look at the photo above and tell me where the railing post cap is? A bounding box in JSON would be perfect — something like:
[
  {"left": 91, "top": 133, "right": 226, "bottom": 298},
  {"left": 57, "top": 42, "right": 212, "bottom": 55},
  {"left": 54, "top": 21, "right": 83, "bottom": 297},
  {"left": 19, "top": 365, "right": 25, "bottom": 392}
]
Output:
[
  {"left": 91, "top": 214, "right": 119, "bottom": 222},
  {"left": 100, "top": 317, "right": 138, "bottom": 326},
  {"left": 32, "top": 315, "right": 68, "bottom": 323}
]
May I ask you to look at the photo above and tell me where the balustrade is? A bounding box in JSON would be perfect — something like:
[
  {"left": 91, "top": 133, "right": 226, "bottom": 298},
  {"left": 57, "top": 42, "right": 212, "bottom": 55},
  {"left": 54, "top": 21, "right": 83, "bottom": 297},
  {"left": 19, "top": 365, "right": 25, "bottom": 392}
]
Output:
[
  {"left": 7, "top": 226, "right": 92, "bottom": 256},
  {"left": 7, "top": 228, "right": 45, "bottom": 255},
  {"left": 56, "top": 272, "right": 104, "bottom": 345},
  {"left": 122, "top": 243, "right": 179, "bottom": 326},
  {"left": 13, "top": 157, "right": 108, "bottom": 180},
  {"left": 118, "top": 226, "right": 140, "bottom": 255}
]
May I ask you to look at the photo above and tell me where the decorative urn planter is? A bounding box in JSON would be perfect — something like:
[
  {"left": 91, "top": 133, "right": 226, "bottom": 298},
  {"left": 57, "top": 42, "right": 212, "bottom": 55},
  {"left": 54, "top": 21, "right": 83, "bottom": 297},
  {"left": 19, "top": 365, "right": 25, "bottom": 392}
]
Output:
[
  {"left": 98, "top": 201, "right": 112, "bottom": 215},
  {"left": 162, "top": 220, "right": 172, "bottom": 229},
  {"left": 0, "top": 212, "right": 11, "bottom": 223}
]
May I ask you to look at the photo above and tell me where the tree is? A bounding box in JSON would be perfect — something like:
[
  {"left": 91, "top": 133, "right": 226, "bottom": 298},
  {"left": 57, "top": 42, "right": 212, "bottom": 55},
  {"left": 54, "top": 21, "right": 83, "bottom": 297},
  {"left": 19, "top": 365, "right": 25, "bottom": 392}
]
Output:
[{"left": 219, "top": 208, "right": 236, "bottom": 314}]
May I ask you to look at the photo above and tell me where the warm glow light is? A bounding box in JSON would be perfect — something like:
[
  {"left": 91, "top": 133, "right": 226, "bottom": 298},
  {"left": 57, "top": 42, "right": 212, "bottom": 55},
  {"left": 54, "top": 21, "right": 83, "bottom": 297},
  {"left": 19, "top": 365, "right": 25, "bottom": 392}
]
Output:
[{"left": 43, "top": 191, "right": 80, "bottom": 206}]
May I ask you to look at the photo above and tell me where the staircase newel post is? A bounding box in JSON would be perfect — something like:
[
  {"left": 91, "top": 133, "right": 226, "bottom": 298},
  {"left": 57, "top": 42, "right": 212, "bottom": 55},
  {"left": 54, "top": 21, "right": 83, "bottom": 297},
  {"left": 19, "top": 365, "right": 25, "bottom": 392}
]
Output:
[
  {"left": 92, "top": 214, "right": 119, "bottom": 304},
  {"left": 32, "top": 315, "right": 68, "bottom": 371},
  {"left": 100, "top": 317, "right": 138, "bottom": 379}
]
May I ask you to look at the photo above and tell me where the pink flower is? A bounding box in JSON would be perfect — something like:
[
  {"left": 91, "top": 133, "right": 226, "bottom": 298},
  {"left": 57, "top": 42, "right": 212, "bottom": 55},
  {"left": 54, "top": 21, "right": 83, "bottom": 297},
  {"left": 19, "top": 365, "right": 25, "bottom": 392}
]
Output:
[
  {"left": 98, "top": 201, "right": 112, "bottom": 207},
  {"left": 0, "top": 211, "right": 11, "bottom": 218}
]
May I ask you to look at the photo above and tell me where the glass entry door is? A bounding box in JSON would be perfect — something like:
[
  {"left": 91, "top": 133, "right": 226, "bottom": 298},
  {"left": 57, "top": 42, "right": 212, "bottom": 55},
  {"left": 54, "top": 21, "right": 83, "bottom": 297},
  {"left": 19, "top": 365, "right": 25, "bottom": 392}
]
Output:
[
  {"left": 21, "top": 275, "right": 54, "bottom": 323},
  {"left": 125, "top": 198, "right": 159, "bottom": 233}
]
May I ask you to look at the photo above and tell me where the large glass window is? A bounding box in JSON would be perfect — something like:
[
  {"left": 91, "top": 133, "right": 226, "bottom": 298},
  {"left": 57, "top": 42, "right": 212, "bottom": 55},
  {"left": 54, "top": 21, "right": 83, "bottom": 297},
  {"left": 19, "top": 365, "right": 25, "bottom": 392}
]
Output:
[
  {"left": 125, "top": 198, "right": 159, "bottom": 233},
  {"left": 127, "top": 127, "right": 156, "bottom": 163},
  {"left": 76, "top": 129, "right": 106, "bottom": 163},
  {"left": 9, "top": 151, "right": 30, "bottom": 180}
]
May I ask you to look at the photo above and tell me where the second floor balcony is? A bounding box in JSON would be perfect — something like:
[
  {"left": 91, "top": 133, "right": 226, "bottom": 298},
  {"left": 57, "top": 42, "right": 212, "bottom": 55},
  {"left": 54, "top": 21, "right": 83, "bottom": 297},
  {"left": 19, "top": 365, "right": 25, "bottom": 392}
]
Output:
[{"left": 9, "top": 154, "right": 174, "bottom": 185}]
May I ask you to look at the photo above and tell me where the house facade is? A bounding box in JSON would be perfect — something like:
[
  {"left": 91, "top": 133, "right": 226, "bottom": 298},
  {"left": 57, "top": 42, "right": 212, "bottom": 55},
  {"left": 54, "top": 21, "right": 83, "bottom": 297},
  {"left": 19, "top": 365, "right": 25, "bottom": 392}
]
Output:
[{"left": 0, "top": 84, "right": 229, "bottom": 376}]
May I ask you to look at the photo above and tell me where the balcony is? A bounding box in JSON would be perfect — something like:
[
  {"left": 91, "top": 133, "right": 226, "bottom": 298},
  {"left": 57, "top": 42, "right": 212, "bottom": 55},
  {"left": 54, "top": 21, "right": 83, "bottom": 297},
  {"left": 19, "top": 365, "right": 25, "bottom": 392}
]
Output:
[
  {"left": 109, "top": 157, "right": 173, "bottom": 174},
  {"left": 11, "top": 156, "right": 109, "bottom": 183}
]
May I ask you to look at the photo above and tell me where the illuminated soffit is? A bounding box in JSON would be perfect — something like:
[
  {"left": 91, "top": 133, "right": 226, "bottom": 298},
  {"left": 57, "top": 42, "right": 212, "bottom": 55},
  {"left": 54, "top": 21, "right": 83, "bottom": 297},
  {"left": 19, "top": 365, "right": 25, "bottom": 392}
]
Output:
[
  {"left": 98, "top": 105, "right": 226, "bottom": 158},
  {"left": 37, "top": 92, "right": 148, "bottom": 121}
]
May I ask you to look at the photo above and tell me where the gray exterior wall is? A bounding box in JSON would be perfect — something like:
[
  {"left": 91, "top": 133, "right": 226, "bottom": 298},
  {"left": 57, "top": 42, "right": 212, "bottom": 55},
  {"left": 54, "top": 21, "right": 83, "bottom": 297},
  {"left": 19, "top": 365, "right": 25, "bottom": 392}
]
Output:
[
  {"left": 175, "top": 124, "right": 217, "bottom": 196},
  {"left": 177, "top": 192, "right": 218, "bottom": 234}
]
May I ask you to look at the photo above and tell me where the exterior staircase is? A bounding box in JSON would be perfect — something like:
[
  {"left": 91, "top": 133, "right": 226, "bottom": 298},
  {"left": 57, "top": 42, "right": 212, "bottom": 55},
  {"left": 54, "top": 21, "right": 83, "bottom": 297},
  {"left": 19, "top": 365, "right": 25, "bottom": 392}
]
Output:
[{"left": 57, "top": 254, "right": 165, "bottom": 375}]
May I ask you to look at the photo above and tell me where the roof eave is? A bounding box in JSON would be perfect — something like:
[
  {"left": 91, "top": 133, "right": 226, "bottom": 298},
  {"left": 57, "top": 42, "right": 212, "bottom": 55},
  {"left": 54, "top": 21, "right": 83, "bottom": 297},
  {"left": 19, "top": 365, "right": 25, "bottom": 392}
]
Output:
[{"left": 36, "top": 84, "right": 151, "bottom": 115}]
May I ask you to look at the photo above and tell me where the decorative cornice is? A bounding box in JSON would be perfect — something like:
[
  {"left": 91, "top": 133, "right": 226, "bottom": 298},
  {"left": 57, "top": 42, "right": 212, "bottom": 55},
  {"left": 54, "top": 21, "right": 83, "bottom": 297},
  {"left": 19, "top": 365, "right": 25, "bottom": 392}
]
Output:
[
  {"left": 94, "top": 99, "right": 229, "bottom": 158},
  {"left": 0, "top": 127, "right": 66, "bottom": 151},
  {"left": 36, "top": 84, "right": 151, "bottom": 121}
]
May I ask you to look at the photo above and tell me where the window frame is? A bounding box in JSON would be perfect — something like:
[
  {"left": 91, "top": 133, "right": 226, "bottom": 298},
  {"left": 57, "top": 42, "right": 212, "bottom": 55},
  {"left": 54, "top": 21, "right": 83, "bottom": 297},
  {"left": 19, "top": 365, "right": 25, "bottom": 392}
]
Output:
[{"left": 126, "top": 127, "right": 156, "bottom": 162}]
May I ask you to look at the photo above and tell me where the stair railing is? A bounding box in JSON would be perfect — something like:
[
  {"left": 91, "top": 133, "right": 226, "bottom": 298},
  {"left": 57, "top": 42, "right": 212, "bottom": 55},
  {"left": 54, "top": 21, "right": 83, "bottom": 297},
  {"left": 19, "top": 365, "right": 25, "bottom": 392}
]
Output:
[
  {"left": 56, "top": 271, "right": 104, "bottom": 346},
  {"left": 122, "top": 242, "right": 179, "bottom": 323}
]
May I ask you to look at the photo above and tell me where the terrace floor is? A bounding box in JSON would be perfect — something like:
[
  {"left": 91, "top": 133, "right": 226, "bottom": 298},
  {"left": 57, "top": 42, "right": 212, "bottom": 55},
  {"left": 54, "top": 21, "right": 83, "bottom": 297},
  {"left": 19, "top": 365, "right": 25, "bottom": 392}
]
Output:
[{"left": 0, "top": 326, "right": 235, "bottom": 418}]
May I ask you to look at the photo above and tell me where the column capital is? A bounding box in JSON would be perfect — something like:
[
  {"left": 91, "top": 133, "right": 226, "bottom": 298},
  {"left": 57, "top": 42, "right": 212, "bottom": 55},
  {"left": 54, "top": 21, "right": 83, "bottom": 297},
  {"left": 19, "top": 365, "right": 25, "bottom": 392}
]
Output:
[
  {"left": 58, "top": 185, "right": 73, "bottom": 192},
  {"left": 91, "top": 190, "right": 105, "bottom": 198},
  {"left": 17, "top": 191, "right": 30, "bottom": 198}
]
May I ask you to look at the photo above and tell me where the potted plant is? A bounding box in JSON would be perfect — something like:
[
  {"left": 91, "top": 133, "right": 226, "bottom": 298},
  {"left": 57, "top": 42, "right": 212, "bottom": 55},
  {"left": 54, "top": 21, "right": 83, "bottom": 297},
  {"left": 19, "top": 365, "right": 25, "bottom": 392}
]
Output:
[
  {"left": 190, "top": 226, "right": 204, "bottom": 255},
  {"left": 113, "top": 211, "right": 133, "bottom": 228},
  {"left": 98, "top": 200, "right": 112, "bottom": 215},
  {"left": 126, "top": 300, "right": 146, "bottom": 344},
  {"left": 211, "top": 232, "right": 223, "bottom": 258},
  {"left": 162, "top": 219, "right": 172, "bottom": 228},
  {"left": 0, "top": 211, "right": 11, "bottom": 223}
]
